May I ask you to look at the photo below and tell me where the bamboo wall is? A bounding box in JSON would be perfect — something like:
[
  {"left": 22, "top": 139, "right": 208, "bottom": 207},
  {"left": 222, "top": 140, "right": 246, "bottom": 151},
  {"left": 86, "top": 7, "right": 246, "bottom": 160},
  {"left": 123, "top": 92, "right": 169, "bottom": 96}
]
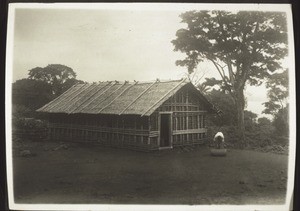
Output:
[
  {"left": 149, "top": 87, "right": 208, "bottom": 147},
  {"left": 47, "top": 114, "right": 155, "bottom": 151},
  {"left": 47, "top": 87, "right": 209, "bottom": 151}
]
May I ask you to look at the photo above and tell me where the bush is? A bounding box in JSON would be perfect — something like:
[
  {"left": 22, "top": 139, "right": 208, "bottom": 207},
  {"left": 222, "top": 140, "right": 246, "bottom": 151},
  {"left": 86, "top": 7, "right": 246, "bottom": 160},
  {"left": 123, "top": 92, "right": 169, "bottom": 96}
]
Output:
[
  {"left": 207, "top": 123, "right": 289, "bottom": 150},
  {"left": 272, "top": 135, "right": 289, "bottom": 146},
  {"left": 12, "top": 104, "right": 33, "bottom": 118},
  {"left": 13, "top": 117, "right": 47, "bottom": 131}
]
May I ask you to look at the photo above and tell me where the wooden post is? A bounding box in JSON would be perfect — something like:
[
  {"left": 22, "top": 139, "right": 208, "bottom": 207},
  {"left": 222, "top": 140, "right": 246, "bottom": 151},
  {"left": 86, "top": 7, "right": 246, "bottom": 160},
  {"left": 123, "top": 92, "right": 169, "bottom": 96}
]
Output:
[
  {"left": 174, "top": 93, "right": 176, "bottom": 111},
  {"left": 158, "top": 113, "right": 160, "bottom": 147},
  {"left": 134, "top": 116, "right": 137, "bottom": 144},
  {"left": 181, "top": 116, "right": 183, "bottom": 130},
  {"left": 122, "top": 116, "right": 125, "bottom": 145},
  {"left": 148, "top": 116, "right": 151, "bottom": 145},
  {"left": 53, "top": 127, "right": 56, "bottom": 140},
  {"left": 186, "top": 90, "right": 189, "bottom": 130}
]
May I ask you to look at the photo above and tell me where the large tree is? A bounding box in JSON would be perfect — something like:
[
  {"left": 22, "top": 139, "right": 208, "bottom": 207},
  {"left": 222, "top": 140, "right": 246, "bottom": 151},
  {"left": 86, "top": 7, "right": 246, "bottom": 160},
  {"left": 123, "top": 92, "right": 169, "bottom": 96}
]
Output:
[
  {"left": 172, "top": 10, "right": 288, "bottom": 146},
  {"left": 28, "top": 64, "right": 81, "bottom": 96}
]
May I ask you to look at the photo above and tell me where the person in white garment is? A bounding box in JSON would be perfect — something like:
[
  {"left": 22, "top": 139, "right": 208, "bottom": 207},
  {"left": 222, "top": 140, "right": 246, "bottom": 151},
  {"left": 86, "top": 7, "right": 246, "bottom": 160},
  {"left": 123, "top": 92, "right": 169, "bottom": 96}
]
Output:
[{"left": 214, "top": 132, "right": 225, "bottom": 149}]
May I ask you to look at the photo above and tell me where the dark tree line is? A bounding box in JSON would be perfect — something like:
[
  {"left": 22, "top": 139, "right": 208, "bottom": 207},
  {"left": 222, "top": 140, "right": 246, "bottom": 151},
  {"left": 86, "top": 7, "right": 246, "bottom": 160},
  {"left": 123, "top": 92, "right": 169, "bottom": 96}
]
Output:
[{"left": 13, "top": 64, "right": 84, "bottom": 117}]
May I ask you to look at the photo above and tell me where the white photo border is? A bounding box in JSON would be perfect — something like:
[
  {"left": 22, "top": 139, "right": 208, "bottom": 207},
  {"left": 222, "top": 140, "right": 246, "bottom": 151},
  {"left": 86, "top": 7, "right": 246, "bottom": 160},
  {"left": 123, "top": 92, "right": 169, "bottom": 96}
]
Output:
[{"left": 5, "top": 3, "right": 296, "bottom": 211}]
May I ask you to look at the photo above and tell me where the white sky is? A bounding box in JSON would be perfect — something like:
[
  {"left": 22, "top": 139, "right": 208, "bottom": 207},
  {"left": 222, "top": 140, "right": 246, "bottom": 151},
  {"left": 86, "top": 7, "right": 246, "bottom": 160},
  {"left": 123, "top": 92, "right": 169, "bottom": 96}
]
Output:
[{"left": 12, "top": 7, "right": 288, "bottom": 118}]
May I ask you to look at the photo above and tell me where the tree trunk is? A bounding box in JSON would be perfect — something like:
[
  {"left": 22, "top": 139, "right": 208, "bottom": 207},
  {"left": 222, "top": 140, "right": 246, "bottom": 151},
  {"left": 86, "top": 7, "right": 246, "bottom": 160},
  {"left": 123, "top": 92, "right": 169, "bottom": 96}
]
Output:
[{"left": 233, "top": 89, "right": 246, "bottom": 148}]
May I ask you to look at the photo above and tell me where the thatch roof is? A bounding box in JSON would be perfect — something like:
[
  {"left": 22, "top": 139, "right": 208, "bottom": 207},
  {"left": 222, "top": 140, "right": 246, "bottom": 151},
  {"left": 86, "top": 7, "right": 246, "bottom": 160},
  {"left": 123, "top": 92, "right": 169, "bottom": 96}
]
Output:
[{"left": 37, "top": 79, "right": 216, "bottom": 116}]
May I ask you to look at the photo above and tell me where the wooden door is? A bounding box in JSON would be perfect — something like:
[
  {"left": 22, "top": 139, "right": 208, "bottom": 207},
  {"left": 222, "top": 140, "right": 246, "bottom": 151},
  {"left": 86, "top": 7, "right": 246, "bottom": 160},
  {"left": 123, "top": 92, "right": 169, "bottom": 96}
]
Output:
[{"left": 160, "top": 113, "right": 172, "bottom": 147}]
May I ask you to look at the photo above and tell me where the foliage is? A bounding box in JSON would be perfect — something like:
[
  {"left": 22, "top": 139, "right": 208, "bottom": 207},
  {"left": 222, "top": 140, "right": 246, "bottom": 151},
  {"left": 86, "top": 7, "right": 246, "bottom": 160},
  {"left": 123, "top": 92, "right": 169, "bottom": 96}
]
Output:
[
  {"left": 12, "top": 104, "right": 35, "bottom": 118},
  {"left": 244, "top": 110, "right": 258, "bottom": 132},
  {"left": 206, "top": 93, "right": 288, "bottom": 150},
  {"left": 196, "top": 83, "right": 210, "bottom": 94},
  {"left": 205, "top": 88, "right": 287, "bottom": 149},
  {"left": 262, "top": 69, "right": 289, "bottom": 138},
  {"left": 12, "top": 117, "right": 47, "bottom": 130},
  {"left": 28, "top": 64, "right": 83, "bottom": 96},
  {"left": 12, "top": 79, "right": 54, "bottom": 112},
  {"left": 172, "top": 11, "right": 287, "bottom": 79},
  {"left": 172, "top": 10, "right": 288, "bottom": 145},
  {"left": 206, "top": 89, "right": 237, "bottom": 126},
  {"left": 13, "top": 64, "right": 84, "bottom": 119},
  {"left": 207, "top": 121, "right": 286, "bottom": 150},
  {"left": 263, "top": 69, "right": 288, "bottom": 115},
  {"left": 273, "top": 105, "right": 289, "bottom": 136},
  {"left": 257, "top": 117, "right": 272, "bottom": 126}
]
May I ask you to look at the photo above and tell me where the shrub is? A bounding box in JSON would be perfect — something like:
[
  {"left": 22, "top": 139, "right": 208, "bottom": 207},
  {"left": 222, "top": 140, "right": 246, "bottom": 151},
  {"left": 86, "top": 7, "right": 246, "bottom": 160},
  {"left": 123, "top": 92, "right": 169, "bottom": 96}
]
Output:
[{"left": 12, "top": 117, "right": 47, "bottom": 131}]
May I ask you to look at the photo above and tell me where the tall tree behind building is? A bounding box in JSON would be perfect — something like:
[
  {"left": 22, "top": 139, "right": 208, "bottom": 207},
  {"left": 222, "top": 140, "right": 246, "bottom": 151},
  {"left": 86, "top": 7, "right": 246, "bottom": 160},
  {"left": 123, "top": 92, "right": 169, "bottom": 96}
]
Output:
[{"left": 172, "top": 11, "right": 288, "bottom": 147}]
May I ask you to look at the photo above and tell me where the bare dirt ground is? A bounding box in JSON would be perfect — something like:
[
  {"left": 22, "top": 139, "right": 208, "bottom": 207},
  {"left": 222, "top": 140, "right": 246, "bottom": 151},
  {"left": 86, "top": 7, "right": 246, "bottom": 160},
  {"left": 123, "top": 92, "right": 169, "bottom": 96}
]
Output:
[{"left": 12, "top": 139, "right": 288, "bottom": 205}]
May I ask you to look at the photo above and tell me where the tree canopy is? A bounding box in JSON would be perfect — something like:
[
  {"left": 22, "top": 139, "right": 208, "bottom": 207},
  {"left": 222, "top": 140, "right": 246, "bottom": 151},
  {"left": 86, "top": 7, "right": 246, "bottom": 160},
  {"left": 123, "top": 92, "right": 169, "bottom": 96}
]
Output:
[
  {"left": 28, "top": 64, "right": 82, "bottom": 96},
  {"left": 172, "top": 11, "right": 287, "bottom": 86},
  {"left": 172, "top": 10, "right": 288, "bottom": 146},
  {"left": 206, "top": 88, "right": 237, "bottom": 127},
  {"left": 263, "top": 69, "right": 288, "bottom": 115},
  {"left": 272, "top": 105, "right": 289, "bottom": 136},
  {"left": 13, "top": 64, "right": 84, "bottom": 117}
]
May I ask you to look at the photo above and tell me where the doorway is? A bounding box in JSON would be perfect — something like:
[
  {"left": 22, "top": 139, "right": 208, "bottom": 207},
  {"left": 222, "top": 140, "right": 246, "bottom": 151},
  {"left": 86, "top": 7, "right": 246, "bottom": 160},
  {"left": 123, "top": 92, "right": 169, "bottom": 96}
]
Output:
[{"left": 159, "top": 113, "right": 172, "bottom": 148}]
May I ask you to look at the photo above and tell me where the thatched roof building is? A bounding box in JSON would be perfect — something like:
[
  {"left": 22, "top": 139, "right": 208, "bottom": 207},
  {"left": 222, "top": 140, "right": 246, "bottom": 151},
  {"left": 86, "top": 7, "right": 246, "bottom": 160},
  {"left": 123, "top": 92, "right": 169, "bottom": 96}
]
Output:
[{"left": 38, "top": 79, "right": 216, "bottom": 151}]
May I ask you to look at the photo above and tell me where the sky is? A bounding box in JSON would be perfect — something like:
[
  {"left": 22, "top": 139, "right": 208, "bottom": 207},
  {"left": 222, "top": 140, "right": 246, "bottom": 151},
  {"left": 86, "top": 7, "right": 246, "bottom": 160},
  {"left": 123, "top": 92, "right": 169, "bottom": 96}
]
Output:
[{"left": 11, "top": 6, "right": 289, "bottom": 118}]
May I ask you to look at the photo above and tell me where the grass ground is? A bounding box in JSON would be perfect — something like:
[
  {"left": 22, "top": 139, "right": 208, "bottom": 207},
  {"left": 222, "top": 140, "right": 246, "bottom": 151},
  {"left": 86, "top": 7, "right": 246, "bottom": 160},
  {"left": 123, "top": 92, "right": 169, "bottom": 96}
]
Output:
[{"left": 13, "top": 140, "right": 288, "bottom": 204}]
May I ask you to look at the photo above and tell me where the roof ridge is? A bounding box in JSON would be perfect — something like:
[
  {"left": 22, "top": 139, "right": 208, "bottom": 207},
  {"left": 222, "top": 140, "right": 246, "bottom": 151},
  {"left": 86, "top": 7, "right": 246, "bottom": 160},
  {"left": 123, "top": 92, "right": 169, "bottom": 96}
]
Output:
[{"left": 84, "top": 78, "right": 186, "bottom": 85}]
